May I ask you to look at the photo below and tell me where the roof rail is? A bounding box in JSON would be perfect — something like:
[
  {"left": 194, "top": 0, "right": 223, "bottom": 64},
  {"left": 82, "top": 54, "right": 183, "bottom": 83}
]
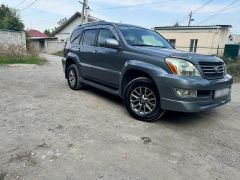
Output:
[{"left": 77, "top": 20, "right": 107, "bottom": 27}]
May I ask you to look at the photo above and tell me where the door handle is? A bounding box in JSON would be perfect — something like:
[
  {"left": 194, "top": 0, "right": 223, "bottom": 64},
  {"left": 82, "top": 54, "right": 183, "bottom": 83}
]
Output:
[
  {"left": 93, "top": 50, "right": 98, "bottom": 53},
  {"left": 77, "top": 48, "right": 81, "bottom": 51}
]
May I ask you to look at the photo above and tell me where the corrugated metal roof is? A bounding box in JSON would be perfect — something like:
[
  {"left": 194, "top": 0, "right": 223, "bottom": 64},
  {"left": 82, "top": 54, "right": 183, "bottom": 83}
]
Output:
[{"left": 154, "top": 25, "right": 232, "bottom": 30}]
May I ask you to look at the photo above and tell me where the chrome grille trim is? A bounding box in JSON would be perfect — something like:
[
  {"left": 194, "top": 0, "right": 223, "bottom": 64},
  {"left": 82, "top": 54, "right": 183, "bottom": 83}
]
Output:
[{"left": 199, "top": 62, "right": 224, "bottom": 79}]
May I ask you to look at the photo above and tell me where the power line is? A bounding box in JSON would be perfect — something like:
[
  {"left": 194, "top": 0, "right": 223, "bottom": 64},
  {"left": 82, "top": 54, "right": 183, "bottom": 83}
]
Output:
[
  {"left": 19, "top": 0, "right": 40, "bottom": 11},
  {"left": 193, "top": 0, "right": 213, "bottom": 13},
  {"left": 14, "top": 0, "right": 27, "bottom": 8},
  {"left": 178, "top": 0, "right": 213, "bottom": 24},
  {"left": 94, "top": 0, "right": 180, "bottom": 11},
  {"left": 197, "top": 0, "right": 240, "bottom": 25}
]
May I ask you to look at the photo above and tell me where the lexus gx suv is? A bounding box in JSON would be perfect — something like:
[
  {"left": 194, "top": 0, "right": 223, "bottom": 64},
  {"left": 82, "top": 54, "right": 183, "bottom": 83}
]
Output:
[{"left": 62, "top": 21, "right": 233, "bottom": 122}]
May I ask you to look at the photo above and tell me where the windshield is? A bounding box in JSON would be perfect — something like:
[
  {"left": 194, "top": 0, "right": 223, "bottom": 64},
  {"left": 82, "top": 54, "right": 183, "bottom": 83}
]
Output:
[{"left": 119, "top": 25, "right": 173, "bottom": 49}]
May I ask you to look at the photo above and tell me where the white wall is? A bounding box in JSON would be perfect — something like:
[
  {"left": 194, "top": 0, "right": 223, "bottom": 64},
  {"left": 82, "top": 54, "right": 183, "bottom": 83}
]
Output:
[
  {"left": 156, "top": 28, "right": 230, "bottom": 56},
  {"left": 55, "top": 16, "right": 82, "bottom": 42},
  {"left": 0, "top": 29, "right": 26, "bottom": 55},
  {"left": 46, "top": 40, "right": 65, "bottom": 54}
]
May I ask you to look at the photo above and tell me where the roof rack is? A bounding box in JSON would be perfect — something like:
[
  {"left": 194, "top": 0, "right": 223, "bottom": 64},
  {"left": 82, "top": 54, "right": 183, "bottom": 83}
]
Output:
[{"left": 77, "top": 20, "right": 107, "bottom": 27}]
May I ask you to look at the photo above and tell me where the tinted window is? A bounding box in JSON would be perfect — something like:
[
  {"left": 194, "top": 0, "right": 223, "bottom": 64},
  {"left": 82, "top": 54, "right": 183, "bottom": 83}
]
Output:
[
  {"left": 97, "top": 29, "right": 116, "bottom": 47},
  {"left": 81, "top": 29, "right": 97, "bottom": 46},
  {"left": 119, "top": 26, "right": 172, "bottom": 49},
  {"left": 70, "top": 28, "right": 81, "bottom": 43}
]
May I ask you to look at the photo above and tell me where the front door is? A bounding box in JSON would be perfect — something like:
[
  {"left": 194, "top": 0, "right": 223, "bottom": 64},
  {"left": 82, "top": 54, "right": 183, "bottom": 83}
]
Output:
[{"left": 93, "top": 26, "right": 126, "bottom": 87}]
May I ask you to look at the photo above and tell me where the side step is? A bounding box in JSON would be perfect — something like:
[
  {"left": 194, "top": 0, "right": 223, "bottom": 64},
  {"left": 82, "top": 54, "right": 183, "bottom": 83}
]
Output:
[{"left": 80, "top": 77, "right": 119, "bottom": 96}]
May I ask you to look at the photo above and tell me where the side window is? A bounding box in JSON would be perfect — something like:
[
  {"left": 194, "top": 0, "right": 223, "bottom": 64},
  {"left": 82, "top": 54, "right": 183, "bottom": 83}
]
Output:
[
  {"left": 81, "top": 29, "right": 97, "bottom": 46},
  {"left": 70, "top": 28, "right": 81, "bottom": 43},
  {"left": 97, "top": 29, "right": 116, "bottom": 47}
]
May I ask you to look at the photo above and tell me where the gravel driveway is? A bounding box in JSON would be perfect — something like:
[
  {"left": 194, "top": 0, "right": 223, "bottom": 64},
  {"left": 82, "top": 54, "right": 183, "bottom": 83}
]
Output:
[{"left": 0, "top": 53, "right": 240, "bottom": 180}]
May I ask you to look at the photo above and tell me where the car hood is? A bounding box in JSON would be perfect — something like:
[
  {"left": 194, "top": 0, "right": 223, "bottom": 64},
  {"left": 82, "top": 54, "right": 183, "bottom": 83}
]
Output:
[{"left": 135, "top": 47, "right": 223, "bottom": 64}]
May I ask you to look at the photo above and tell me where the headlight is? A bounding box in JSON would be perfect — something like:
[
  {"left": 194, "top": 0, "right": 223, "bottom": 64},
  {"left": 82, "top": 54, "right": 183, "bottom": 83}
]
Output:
[
  {"left": 224, "top": 63, "right": 227, "bottom": 75},
  {"left": 165, "top": 57, "right": 201, "bottom": 77}
]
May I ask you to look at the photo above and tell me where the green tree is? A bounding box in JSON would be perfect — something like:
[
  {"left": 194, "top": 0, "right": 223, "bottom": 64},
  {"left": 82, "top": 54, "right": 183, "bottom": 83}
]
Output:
[
  {"left": 57, "top": 18, "right": 67, "bottom": 27},
  {"left": 173, "top": 22, "right": 180, "bottom": 27},
  {"left": 44, "top": 18, "right": 67, "bottom": 37},
  {"left": 0, "top": 4, "right": 24, "bottom": 30},
  {"left": 44, "top": 29, "right": 54, "bottom": 37}
]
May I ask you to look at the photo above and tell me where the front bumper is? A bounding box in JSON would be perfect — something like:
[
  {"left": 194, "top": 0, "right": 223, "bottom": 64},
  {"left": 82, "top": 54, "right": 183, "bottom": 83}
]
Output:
[{"left": 155, "top": 74, "right": 233, "bottom": 112}]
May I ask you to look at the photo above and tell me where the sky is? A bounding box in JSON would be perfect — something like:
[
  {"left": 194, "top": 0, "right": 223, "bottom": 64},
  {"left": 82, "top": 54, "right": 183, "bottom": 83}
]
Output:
[{"left": 1, "top": 0, "right": 240, "bottom": 34}]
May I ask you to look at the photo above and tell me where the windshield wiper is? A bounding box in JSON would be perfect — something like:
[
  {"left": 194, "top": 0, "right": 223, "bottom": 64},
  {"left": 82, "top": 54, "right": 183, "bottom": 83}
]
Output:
[{"left": 132, "top": 44, "right": 166, "bottom": 48}]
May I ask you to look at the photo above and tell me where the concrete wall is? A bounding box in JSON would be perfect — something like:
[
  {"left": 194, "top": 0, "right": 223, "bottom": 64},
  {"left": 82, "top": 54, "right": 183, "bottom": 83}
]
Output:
[
  {"left": 29, "top": 39, "right": 65, "bottom": 54},
  {"left": 0, "top": 29, "right": 26, "bottom": 55},
  {"left": 46, "top": 40, "right": 65, "bottom": 54},
  {"left": 156, "top": 28, "right": 230, "bottom": 56}
]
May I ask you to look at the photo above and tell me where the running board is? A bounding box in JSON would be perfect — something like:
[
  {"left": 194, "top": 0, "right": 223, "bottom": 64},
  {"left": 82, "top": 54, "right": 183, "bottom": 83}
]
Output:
[{"left": 80, "top": 77, "right": 119, "bottom": 96}]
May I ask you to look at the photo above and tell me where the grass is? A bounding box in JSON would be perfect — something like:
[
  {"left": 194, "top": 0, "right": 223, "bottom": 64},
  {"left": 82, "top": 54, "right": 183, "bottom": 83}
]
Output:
[
  {"left": 222, "top": 57, "right": 240, "bottom": 82},
  {"left": 52, "top": 51, "right": 64, "bottom": 57},
  {"left": 0, "top": 55, "right": 46, "bottom": 65}
]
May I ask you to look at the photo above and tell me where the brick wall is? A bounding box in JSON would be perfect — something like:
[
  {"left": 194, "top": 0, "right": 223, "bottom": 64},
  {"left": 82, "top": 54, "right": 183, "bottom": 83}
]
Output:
[{"left": 0, "top": 29, "right": 26, "bottom": 55}]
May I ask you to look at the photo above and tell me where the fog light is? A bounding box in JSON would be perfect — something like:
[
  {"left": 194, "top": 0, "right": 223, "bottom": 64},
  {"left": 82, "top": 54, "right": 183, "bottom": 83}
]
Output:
[{"left": 175, "top": 89, "right": 197, "bottom": 98}]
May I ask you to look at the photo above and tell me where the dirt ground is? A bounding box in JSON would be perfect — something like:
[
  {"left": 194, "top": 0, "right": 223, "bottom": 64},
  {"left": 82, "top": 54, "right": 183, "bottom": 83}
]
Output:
[{"left": 0, "top": 53, "right": 240, "bottom": 180}]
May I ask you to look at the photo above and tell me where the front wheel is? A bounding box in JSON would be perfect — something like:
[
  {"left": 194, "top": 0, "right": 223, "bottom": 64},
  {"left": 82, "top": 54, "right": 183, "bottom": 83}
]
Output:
[{"left": 123, "top": 77, "right": 165, "bottom": 122}]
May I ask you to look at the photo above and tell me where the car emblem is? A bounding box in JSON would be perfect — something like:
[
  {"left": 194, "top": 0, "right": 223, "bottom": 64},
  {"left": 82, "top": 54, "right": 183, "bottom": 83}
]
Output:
[{"left": 214, "top": 66, "right": 220, "bottom": 73}]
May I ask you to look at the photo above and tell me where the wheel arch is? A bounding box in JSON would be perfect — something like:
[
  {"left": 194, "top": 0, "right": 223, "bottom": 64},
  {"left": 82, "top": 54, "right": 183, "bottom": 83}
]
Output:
[
  {"left": 120, "top": 60, "right": 167, "bottom": 98},
  {"left": 65, "top": 53, "right": 81, "bottom": 78}
]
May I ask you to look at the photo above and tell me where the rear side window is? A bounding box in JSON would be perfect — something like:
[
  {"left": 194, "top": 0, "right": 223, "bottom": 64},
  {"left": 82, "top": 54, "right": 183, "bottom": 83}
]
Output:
[
  {"left": 70, "top": 28, "right": 82, "bottom": 43},
  {"left": 97, "top": 29, "right": 116, "bottom": 47},
  {"left": 81, "top": 29, "right": 97, "bottom": 46}
]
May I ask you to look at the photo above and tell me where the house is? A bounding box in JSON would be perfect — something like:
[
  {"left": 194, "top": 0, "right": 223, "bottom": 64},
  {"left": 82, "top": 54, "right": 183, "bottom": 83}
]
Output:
[
  {"left": 54, "top": 12, "right": 100, "bottom": 42},
  {"left": 154, "top": 25, "right": 232, "bottom": 56},
  {"left": 27, "top": 29, "right": 57, "bottom": 53},
  {"left": 229, "top": 34, "right": 240, "bottom": 44}
]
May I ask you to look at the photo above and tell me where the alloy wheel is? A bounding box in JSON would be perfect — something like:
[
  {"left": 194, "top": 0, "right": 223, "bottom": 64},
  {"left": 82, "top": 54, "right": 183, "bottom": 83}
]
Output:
[
  {"left": 68, "top": 69, "right": 77, "bottom": 87},
  {"left": 130, "top": 86, "right": 157, "bottom": 115}
]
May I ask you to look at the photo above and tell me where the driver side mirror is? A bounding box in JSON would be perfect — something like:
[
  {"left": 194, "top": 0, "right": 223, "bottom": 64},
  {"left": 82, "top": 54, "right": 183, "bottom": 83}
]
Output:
[{"left": 105, "top": 38, "right": 120, "bottom": 49}]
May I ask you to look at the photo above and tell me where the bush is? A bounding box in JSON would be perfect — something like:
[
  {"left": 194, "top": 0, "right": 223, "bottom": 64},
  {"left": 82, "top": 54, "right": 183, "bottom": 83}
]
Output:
[{"left": 227, "top": 61, "right": 240, "bottom": 76}]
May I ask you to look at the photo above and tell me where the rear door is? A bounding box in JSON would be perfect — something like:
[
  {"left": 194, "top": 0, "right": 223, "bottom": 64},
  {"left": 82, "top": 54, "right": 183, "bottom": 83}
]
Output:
[{"left": 78, "top": 28, "right": 98, "bottom": 79}]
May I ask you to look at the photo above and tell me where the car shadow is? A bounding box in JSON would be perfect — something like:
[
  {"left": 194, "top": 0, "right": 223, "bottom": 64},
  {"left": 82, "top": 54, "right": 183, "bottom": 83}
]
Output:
[
  {"left": 158, "top": 110, "right": 216, "bottom": 126},
  {"left": 82, "top": 86, "right": 216, "bottom": 125},
  {"left": 84, "top": 85, "right": 123, "bottom": 106}
]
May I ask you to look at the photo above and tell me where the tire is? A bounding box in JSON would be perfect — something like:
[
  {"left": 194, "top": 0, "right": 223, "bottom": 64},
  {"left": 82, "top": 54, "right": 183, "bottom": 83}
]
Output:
[
  {"left": 67, "top": 64, "right": 84, "bottom": 90},
  {"left": 123, "top": 77, "right": 165, "bottom": 122}
]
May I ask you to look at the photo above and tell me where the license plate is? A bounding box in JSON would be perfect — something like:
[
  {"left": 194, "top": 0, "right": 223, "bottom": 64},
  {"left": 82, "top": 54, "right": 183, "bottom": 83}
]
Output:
[{"left": 214, "top": 88, "right": 230, "bottom": 99}]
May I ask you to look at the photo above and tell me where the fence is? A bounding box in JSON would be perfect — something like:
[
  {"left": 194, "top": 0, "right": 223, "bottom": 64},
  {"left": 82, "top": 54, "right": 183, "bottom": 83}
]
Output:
[
  {"left": 0, "top": 29, "right": 26, "bottom": 55},
  {"left": 174, "top": 45, "right": 240, "bottom": 57}
]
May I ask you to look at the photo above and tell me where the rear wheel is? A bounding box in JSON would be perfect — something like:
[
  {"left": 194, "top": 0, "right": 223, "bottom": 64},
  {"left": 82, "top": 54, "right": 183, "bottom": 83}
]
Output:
[
  {"left": 123, "top": 77, "right": 165, "bottom": 122},
  {"left": 67, "top": 64, "right": 84, "bottom": 90}
]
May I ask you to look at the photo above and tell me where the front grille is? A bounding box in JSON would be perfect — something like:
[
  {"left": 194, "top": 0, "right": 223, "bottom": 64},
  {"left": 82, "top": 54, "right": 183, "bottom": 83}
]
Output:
[{"left": 199, "top": 62, "right": 224, "bottom": 79}]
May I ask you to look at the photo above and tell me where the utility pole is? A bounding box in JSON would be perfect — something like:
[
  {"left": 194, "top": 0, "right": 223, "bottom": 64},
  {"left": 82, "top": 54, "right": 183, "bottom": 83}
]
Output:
[
  {"left": 188, "top": 11, "right": 192, "bottom": 26},
  {"left": 79, "top": 0, "right": 89, "bottom": 24}
]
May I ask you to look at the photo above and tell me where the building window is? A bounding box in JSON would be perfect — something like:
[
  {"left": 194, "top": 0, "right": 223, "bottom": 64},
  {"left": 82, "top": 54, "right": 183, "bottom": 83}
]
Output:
[
  {"left": 190, "top": 39, "right": 198, "bottom": 52},
  {"left": 168, "top": 39, "right": 176, "bottom": 48}
]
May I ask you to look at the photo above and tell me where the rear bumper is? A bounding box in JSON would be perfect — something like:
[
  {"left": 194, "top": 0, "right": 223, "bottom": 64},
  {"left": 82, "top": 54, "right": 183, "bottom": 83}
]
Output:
[
  {"left": 62, "top": 58, "right": 66, "bottom": 78},
  {"left": 155, "top": 74, "right": 233, "bottom": 112},
  {"left": 62, "top": 57, "right": 66, "bottom": 72}
]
